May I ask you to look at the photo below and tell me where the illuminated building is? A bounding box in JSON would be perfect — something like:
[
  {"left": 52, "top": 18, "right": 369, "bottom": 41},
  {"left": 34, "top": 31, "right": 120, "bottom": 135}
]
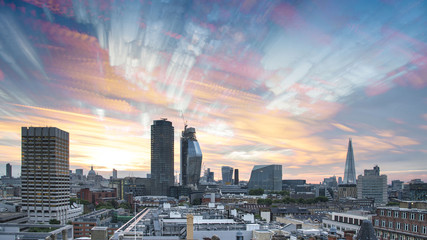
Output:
[{"left": 21, "top": 127, "right": 82, "bottom": 223}]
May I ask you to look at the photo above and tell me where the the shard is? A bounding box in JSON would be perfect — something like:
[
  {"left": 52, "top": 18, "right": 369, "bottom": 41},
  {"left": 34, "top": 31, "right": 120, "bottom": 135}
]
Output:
[{"left": 343, "top": 138, "right": 357, "bottom": 184}]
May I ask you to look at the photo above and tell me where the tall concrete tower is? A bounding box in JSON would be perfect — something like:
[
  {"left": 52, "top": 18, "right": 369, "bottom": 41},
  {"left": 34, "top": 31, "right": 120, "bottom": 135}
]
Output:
[
  {"left": 343, "top": 138, "right": 356, "bottom": 184},
  {"left": 151, "top": 119, "right": 174, "bottom": 196},
  {"left": 21, "top": 127, "right": 71, "bottom": 223}
]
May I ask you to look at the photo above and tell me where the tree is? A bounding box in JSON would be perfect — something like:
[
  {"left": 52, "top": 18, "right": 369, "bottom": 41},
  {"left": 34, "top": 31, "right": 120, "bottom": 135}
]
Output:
[
  {"left": 119, "top": 202, "right": 131, "bottom": 209},
  {"left": 315, "top": 196, "right": 328, "bottom": 203},
  {"left": 257, "top": 198, "right": 272, "bottom": 206},
  {"left": 192, "top": 198, "right": 202, "bottom": 205},
  {"left": 249, "top": 188, "right": 264, "bottom": 195},
  {"left": 49, "top": 219, "right": 60, "bottom": 224}
]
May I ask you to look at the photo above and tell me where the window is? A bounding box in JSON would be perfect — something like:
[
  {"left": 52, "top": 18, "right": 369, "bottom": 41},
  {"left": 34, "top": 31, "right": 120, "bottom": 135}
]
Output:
[
  {"left": 404, "top": 224, "right": 409, "bottom": 231},
  {"left": 375, "top": 220, "right": 379, "bottom": 226},
  {"left": 411, "top": 213, "right": 415, "bottom": 220},
  {"left": 412, "top": 225, "right": 418, "bottom": 233},
  {"left": 381, "top": 210, "right": 385, "bottom": 216},
  {"left": 382, "top": 221, "right": 386, "bottom": 227},
  {"left": 420, "top": 214, "right": 424, "bottom": 221},
  {"left": 395, "top": 211, "right": 399, "bottom": 218},
  {"left": 402, "top": 212, "right": 407, "bottom": 219},
  {"left": 422, "top": 226, "right": 426, "bottom": 234},
  {"left": 397, "top": 222, "right": 401, "bottom": 229},
  {"left": 389, "top": 222, "right": 393, "bottom": 228},
  {"left": 388, "top": 211, "right": 392, "bottom": 217}
]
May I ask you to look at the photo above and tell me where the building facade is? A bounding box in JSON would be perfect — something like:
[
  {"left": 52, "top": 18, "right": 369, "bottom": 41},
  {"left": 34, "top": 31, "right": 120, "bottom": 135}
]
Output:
[
  {"left": 357, "top": 166, "right": 387, "bottom": 205},
  {"left": 21, "top": 127, "right": 72, "bottom": 223},
  {"left": 322, "top": 211, "right": 373, "bottom": 235},
  {"left": 180, "top": 126, "right": 202, "bottom": 187},
  {"left": 372, "top": 207, "right": 427, "bottom": 240},
  {"left": 338, "top": 184, "right": 358, "bottom": 199},
  {"left": 247, "top": 165, "right": 282, "bottom": 191},
  {"left": 221, "top": 166, "right": 233, "bottom": 185},
  {"left": 151, "top": 119, "right": 174, "bottom": 196}
]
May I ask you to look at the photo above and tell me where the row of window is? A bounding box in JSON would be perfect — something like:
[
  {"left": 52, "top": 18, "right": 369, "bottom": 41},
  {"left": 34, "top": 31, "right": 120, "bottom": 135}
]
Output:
[
  {"left": 375, "top": 220, "right": 427, "bottom": 234},
  {"left": 377, "top": 231, "right": 427, "bottom": 240},
  {"left": 380, "top": 210, "right": 426, "bottom": 221}
]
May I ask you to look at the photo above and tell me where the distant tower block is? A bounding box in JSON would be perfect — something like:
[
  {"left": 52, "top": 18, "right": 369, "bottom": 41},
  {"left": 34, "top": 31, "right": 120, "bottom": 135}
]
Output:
[
  {"left": 234, "top": 169, "right": 239, "bottom": 185},
  {"left": 343, "top": 138, "right": 356, "bottom": 184}
]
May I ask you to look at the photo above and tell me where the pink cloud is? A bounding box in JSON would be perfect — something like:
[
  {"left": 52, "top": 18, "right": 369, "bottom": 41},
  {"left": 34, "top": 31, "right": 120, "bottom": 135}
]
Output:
[
  {"left": 365, "top": 81, "right": 392, "bottom": 96},
  {"left": 388, "top": 118, "right": 405, "bottom": 124}
]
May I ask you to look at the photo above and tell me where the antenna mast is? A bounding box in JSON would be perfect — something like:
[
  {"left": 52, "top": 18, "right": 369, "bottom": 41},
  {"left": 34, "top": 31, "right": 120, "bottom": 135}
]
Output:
[{"left": 180, "top": 111, "right": 188, "bottom": 129}]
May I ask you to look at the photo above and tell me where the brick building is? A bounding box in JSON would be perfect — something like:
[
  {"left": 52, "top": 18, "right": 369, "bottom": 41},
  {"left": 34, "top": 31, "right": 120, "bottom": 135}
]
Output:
[
  {"left": 77, "top": 188, "right": 117, "bottom": 204},
  {"left": 72, "top": 209, "right": 120, "bottom": 238},
  {"left": 372, "top": 206, "right": 427, "bottom": 240}
]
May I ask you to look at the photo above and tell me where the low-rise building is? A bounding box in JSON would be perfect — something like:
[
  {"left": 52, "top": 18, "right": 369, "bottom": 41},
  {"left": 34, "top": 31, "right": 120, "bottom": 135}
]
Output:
[
  {"left": 73, "top": 209, "right": 122, "bottom": 238},
  {"left": 77, "top": 188, "right": 117, "bottom": 204},
  {"left": 322, "top": 210, "right": 374, "bottom": 235}
]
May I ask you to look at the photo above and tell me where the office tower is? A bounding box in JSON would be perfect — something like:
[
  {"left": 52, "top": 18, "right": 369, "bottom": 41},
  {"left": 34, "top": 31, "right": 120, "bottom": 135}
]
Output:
[
  {"left": 247, "top": 165, "right": 282, "bottom": 191},
  {"left": 21, "top": 127, "right": 71, "bottom": 223},
  {"left": 206, "top": 168, "right": 214, "bottom": 183},
  {"left": 6, "top": 163, "right": 12, "bottom": 178},
  {"left": 180, "top": 126, "right": 202, "bottom": 186},
  {"left": 76, "top": 169, "right": 83, "bottom": 176},
  {"left": 343, "top": 138, "right": 356, "bottom": 184},
  {"left": 323, "top": 176, "right": 338, "bottom": 188},
  {"left": 357, "top": 165, "right": 387, "bottom": 205},
  {"left": 221, "top": 166, "right": 233, "bottom": 185},
  {"left": 151, "top": 119, "right": 174, "bottom": 196},
  {"left": 112, "top": 168, "right": 118, "bottom": 179},
  {"left": 338, "top": 176, "right": 343, "bottom": 184},
  {"left": 234, "top": 169, "right": 239, "bottom": 185}
]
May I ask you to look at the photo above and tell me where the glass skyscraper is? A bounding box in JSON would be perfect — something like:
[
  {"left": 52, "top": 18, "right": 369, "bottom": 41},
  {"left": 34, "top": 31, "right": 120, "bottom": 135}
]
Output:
[
  {"left": 343, "top": 138, "right": 357, "bottom": 184},
  {"left": 151, "top": 119, "right": 174, "bottom": 196},
  {"left": 221, "top": 166, "right": 233, "bottom": 185},
  {"left": 247, "top": 164, "right": 282, "bottom": 191},
  {"left": 180, "top": 126, "right": 202, "bottom": 186}
]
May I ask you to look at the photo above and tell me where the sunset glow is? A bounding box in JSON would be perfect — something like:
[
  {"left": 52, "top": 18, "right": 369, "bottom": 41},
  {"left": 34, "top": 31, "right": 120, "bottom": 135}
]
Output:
[{"left": 0, "top": 0, "right": 426, "bottom": 183}]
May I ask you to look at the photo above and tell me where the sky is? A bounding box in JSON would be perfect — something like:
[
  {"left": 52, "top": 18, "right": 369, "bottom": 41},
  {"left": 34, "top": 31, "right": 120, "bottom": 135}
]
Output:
[{"left": 0, "top": 0, "right": 426, "bottom": 183}]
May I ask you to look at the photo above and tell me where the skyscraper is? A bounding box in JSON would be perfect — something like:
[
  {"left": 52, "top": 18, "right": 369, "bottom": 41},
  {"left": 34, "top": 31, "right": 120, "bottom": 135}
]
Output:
[
  {"left": 357, "top": 165, "right": 387, "bottom": 205},
  {"left": 151, "top": 119, "right": 174, "bottom": 196},
  {"left": 247, "top": 165, "right": 282, "bottom": 191},
  {"left": 206, "top": 168, "right": 214, "bottom": 183},
  {"left": 234, "top": 169, "right": 239, "bottom": 185},
  {"left": 112, "top": 168, "right": 118, "bottom": 179},
  {"left": 180, "top": 126, "right": 202, "bottom": 186},
  {"left": 221, "top": 166, "right": 233, "bottom": 185},
  {"left": 21, "top": 127, "right": 76, "bottom": 223},
  {"left": 6, "top": 163, "right": 12, "bottom": 178},
  {"left": 343, "top": 138, "right": 356, "bottom": 184}
]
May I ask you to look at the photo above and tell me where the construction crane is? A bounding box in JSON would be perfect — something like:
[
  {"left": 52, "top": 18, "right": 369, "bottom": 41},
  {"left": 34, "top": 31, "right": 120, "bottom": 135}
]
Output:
[{"left": 180, "top": 110, "right": 188, "bottom": 130}]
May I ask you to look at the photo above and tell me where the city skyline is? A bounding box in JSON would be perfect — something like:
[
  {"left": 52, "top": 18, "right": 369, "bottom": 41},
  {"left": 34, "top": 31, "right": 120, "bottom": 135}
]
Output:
[{"left": 0, "top": 1, "right": 426, "bottom": 183}]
